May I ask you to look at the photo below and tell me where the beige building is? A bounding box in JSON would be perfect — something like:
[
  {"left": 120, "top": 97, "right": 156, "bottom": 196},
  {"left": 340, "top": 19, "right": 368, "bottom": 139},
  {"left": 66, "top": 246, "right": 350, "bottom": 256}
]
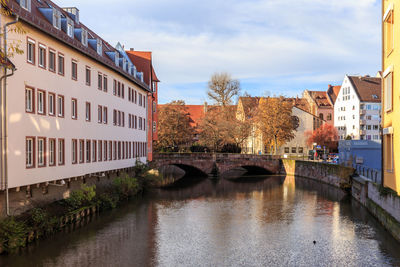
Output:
[
  {"left": 1, "top": 0, "right": 152, "bottom": 195},
  {"left": 237, "top": 97, "right": 324, "bottom": 156}
]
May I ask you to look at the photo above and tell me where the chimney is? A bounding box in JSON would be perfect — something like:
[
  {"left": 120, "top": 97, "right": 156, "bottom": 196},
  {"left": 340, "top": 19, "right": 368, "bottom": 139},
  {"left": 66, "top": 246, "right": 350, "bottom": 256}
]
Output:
[
  {"left": 130, "top": 48, "right": 134, "bottom": 51},
  {"left": 204, "top": 102, "right": 208, "bottom": 113}
]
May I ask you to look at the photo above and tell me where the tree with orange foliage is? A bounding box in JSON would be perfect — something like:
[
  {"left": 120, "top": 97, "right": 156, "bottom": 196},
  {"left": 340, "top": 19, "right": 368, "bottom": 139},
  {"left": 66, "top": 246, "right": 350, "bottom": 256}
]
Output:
[{"left": 305, "top": 123, "right": 338, "bottom": 151}]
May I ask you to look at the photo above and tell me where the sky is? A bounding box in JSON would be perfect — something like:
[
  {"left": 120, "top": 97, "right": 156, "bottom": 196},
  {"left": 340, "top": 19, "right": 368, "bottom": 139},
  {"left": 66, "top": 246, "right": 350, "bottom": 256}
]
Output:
[{"left": 56, "top": 0, "right": 381, "bottom": 104}]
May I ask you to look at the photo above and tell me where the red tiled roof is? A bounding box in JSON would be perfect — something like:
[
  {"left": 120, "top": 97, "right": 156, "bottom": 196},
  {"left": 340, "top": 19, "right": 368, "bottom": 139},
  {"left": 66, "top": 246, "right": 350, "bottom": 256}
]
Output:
[
  {"left": 8, "top": 0, "right": 150, "bottom": 91},
  {"left": 126, "top": 50, "right": 159, "bottom": 86},
  {"left": 347, "top": 76, "right": 381, "bottom": 103},
  {"left": 327, "top": 85, "right": 341, "bottom": 105},
  {"left": 308, "top": 91, "right": 332, "bottom": 108},
  {"left": 185, "top": 105, "right": 206, "bottom": 128}
]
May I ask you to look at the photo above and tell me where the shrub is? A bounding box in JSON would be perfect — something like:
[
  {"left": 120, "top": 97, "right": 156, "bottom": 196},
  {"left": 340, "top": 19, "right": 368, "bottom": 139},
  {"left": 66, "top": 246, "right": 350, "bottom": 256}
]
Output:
[
  {"left": 0, "top": 217, "right": 28, "bottom": 252},
  {"left": 28, "top": 208, "right": 59, "bottom": 236},
  {"left": 133, "top": 160, "right": 150, "bottom": 177},
  {"left": 97, "top": 193, "right": 118, "bottom": 210},
  {"left": 65, "top": 184, "right": 96, "bottom": 210},
  {"left": 113, "top": 173, "right": 139, "bottom": 200}
]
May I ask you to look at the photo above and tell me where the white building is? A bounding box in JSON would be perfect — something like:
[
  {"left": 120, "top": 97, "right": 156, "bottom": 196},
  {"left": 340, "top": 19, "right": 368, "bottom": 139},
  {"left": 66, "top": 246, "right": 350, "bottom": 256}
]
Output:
[
  {"left": 1, "top": 0, "right": 152, "bottom": 194},
  {"left": 334, "top": 75, "right": 381, "bottom": 141}
]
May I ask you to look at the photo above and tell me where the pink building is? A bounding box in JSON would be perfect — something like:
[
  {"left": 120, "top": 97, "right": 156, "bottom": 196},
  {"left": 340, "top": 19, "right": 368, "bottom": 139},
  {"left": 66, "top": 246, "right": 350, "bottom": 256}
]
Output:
[{"left": 0, "top": 0, "right": 153, "bottom": 215}]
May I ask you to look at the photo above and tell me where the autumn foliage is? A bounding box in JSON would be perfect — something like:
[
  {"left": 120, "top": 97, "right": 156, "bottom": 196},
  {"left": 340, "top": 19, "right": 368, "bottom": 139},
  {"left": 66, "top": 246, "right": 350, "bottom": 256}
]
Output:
[{"left": 305, "top": 123, "right": 338, "bottom": 151}]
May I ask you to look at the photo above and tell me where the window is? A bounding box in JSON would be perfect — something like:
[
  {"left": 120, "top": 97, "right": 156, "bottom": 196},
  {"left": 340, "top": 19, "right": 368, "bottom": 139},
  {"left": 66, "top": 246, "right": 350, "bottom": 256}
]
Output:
[
  {"left": 52, "top": 8, "right": 62, "bottom": 29},
  {"left": 79, "top": 140, "right": 84, "bottom": 163},
  {"left": 20, "top": 0, "right": 31, "bottom": 11},
  {"left": 27, "top": 38, "right": 35, "bottom": 64},
  {"left": 26, "top": 137, "right": 35, "bottom": 168},
  {"left": 113, "top": 79, "right": 117, "bottom": 95},
  {"left": 98, "top": 140, "right": 102, "bottom": 162},
  {"left": 58, "top": 139, "right": 65, "bottom": 165},
  {"left": 57, "top": 95, "right": 64, "bottom": 117},
  {"left": 384, "top": 71, "right": 393, "bottom": 112},
  {"left": 25, "top": 87, "right": 34, "bottom": 113},
  {"left": 298, "top": 147, "right": 303, "bottom": 154},
  {"left": 327, "top": 113, "right": 332, "bottom": 121},
  {"left": 46, "top": 92, "right": 55, "bottom": 116},
  {"left": 139, "top": 117, "right": 142, "bottom": 130},
  {"left": 122, "top": 112, "right": 125, "bottom": 127},
  {"left": 49, "top": 138, "right": 56, "bottom": 166},
  {"left": 104, "top": 140, "right": 107, "bottom": 161},
  {"left": 134, "top": 90, "right": 137, "bottom": 104},
  {"left": 98, "top": 105, "right": 102, "bottom": 123},
  {"left": 143, "top": 119, "right": 146, "bottom": 131},
  {"left": 153, "top": 102, "right": 156, "bottom": 113},
  {"left": 86, "top": 102, "right": 91, "bottom": 121},
  {"left": 284, "top": 147, "right": 289, "bottom": 153},
  {"left": 108, "top": 141, "right": 112, "bottom": 161},
  {"left": 291, "top": 147, "right": 296, "bottom": 154},
  {"left": 98, "top": 73, "right": 102, "bottom": 90},
  {"left": 86, "top": 67, "right": 91, "bottom": 86},
  {"left": 38, "top": 138, "right": 46, "bottom": 167},
  {"left": 71, "top": 98, "right": 77, "bottom": 119},
  {"left": 117, "top": 82, "right": 121, "bottom": 97},
  {"left": 96, "top": 39, "right": 102, "bottom": 55},
  {"left": 113, "top": 109, "right": 117, "bottom": 125},
  {"left": 72, "top": 139, "right": 77, "bottom": 164},
  {"left": 58, "top": 53, "right": 64, "bottom": 75},
  {"left": 92, "top": 141, "right": 97, "bottom": 162},
  {"left": 153, "top": 121, "right": 156, "bottom": 133},
  {"left": 143, "top": 95, "right": 146, "bottom": 108},
  {"left": 72, "top": 60, "right": 78, "bottom": 80},
  {"left": 82, "top": 29, "right": 88, "bottom": 47},
  {"left": 139, "top": 93, "right": 142, "bottom": 106},
  {"left": 37, "top": 90, "right": 46, "bottom": 115},
  {"left": 103, "top": 76, "right": 108, "bottom": 92},
  {"left": 121, "top": 84, "right": 125, "bottom": 98},
  {"left": 67, "top": 18, "right": 74, "bottom": 38},
  {"left": 86, "top": 140, "right": 91, "bottom": 163},
  {"left": 113, "top": 141, "right": 117, "bottom": 160},
  {"left": 128, "top": 88, "right": 131, "bottom": 101},
  {"left": 319, "top": 113, "right": 323, "bottom": 120},
  {"left": 103, "top": 107, "right": 108, "bottom": 124},
  {"left": 38, "top": 45, "right": 46, "bottom": 68},
  {"left": 49, "top": 50, "right": 56, "bottom": 72},
  {"left": 384, "top": 8, "right": 394, "bottom": 56}
]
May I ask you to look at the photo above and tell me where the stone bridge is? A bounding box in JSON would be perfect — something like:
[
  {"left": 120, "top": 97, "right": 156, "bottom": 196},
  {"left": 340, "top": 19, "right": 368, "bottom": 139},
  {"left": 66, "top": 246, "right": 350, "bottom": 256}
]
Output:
[{"left": 151, "top": 153, "right": 281, "bottom": 177}]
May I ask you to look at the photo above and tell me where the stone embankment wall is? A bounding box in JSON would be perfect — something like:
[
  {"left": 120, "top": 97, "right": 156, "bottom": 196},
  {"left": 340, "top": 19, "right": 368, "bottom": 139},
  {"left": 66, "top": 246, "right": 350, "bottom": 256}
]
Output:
[
  {"left": 281, "top": 159, "right": 354, "bottom": 189},
  {"left": 352, "top": 178, "right": 400, "bottom": 242}
]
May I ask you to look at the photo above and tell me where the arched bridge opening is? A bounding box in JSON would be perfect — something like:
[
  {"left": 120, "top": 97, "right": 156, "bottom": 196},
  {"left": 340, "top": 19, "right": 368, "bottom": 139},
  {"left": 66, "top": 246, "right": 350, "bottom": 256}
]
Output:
[
  {"left": 241, "top": 165, "right": 275, "bottom": 175},
  {"left": 172, "top": 164, "right": 208, "bottom": 178}
]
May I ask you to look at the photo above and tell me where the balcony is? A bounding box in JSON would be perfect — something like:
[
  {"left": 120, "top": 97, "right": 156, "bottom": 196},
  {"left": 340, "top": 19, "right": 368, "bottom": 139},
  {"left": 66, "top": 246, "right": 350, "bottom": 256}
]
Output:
[
  {"left": 360, "top": 110, "right": 366, "bottom": 115},
  {"left": 360, "top": 120, "right": 366, "bottom": 125}
]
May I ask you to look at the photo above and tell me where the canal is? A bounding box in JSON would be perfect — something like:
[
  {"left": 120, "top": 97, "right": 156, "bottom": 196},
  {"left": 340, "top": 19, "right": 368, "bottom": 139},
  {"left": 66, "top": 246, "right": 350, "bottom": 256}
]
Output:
[{"left": 1, "top": 175, "right": 400, "bottom": 266}]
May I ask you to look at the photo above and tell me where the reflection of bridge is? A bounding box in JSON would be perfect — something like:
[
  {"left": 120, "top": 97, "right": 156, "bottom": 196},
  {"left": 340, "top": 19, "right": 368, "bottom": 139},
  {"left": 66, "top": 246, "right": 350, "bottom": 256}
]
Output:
[{"left": 151, "top": 153, "right": 281, "bottom": 176}]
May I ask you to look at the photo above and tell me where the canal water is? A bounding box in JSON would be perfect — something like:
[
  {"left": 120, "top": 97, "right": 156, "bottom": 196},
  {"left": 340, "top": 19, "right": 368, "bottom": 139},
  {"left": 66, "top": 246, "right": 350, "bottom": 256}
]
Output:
[{"left": 1, "top": 175, "right": 400, "bottom": 267}]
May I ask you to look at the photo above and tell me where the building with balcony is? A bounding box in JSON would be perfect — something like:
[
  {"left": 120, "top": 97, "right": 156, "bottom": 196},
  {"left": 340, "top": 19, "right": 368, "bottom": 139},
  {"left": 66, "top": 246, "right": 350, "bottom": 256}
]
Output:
[
  {"left": 382, "top": 1, "right": 400, "bottom": 194},
  {"left": 0, "top": 0, "right": 155, "bottom": 214},
  {"left": 334, "top": 75, "right": 381, "bottom": 141}
]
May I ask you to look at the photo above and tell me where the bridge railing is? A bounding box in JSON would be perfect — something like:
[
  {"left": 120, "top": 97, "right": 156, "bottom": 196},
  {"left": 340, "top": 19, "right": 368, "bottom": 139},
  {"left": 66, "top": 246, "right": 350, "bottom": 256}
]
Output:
[{"left": 153, "top": 152, "right": 281, "bottom": 160}]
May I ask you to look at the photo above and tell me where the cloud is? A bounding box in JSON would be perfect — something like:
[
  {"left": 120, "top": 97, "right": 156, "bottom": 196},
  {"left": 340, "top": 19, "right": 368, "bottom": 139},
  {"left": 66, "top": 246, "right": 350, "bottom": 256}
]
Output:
[{"left": 56, "top": 0, "right": 381, "bottom": 103}]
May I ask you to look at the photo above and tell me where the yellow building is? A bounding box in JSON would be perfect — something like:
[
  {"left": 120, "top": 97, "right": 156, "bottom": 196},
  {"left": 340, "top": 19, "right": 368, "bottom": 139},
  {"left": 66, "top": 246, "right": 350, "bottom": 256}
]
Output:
[{"left": 382, "top": 1, "right": 400, "bottom": 194}]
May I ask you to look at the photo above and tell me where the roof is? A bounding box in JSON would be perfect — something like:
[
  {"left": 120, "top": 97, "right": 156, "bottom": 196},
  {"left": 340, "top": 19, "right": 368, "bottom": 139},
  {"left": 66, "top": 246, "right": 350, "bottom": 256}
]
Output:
[
  {"left": 327, "top": 85, "right": 341, "bottom": 105},
  {"left": 238, "top": 97, "right": 260, "bottom": 118},
  {"left": 8, "top": 0, "right": 151, "bottom": 92},
  {"left": 347, "top": 76, "right": 382, "bottom": 103},
  {"left": 185, "top": 105, "right": 205, "bottom": 128},
  {"left": 308, "top": 91, "right": 332, "bottom": 108},
  {"left": 126, "top": 50, "right": 160, "bottom": 87}
]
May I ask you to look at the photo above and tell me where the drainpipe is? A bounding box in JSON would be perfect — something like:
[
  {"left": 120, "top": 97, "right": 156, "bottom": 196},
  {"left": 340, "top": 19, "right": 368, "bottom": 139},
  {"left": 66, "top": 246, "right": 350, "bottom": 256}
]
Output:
[{"left": 2, "top": 16, "right": 19, "bottom": 216}]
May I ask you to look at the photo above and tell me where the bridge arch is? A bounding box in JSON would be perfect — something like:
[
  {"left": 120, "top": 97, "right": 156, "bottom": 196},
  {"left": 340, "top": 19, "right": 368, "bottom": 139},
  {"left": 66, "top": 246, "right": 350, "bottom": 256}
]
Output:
[{"left": 171, "top": 164, "right": 209, "bottom": 177}]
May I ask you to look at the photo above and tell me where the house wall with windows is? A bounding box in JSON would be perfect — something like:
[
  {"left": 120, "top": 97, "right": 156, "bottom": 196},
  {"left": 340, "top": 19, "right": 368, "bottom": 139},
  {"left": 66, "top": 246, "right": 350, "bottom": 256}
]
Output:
[
  {"left": 334, "top": 75, "right": 381, "bottom": 141},
  {"left": 1, "top": 0, "right": 151, "bottom": 190},
  {"left": 382, "top": 0, "right": 400, "bottom": 194}
]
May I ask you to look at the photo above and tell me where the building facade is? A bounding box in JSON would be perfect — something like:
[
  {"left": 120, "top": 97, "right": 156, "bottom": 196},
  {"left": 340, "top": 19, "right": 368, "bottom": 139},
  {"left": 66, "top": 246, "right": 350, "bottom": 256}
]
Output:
[
  {"left": 334, "top": 75, "right": 381, "bottom": 141},
  {"left": 382, "top": 0, "right": 400, "bottom": 194},
  {"left": 126, "top": 50, "right": 160, "bottom": 161},
  {"left": 1, "top": 0, "right": 153, "bottom": 191},
  {"left": 302, "top": 89, "right": 334, "bottom": 125}
]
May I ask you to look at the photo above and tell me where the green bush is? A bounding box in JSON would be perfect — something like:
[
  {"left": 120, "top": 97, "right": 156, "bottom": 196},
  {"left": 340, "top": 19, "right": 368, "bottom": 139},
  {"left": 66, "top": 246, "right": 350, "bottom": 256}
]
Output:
[
  {"left": 133, "top": 160, "right": 150, "bottom": 177},
  {"left": 28, "top": 208, "right": 59, "bottom": 236},
  {"left": 65, "top": 184, "right": 96, "bottom": 210},
  {"left": 97, "top": 193, "right": 118, "bottom": 210},
  {"left": 0, "top": 217, "right": 28, "bottom": 252},
  {"left": 113, "top": 173, "right": 139, "bottom": 200}
]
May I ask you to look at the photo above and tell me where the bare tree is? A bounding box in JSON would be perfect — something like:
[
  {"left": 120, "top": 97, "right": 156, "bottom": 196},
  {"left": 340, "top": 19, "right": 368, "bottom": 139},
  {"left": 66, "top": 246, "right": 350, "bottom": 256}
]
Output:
[{"left": 207, "top": 72, "right": 240, "bottom": 107}]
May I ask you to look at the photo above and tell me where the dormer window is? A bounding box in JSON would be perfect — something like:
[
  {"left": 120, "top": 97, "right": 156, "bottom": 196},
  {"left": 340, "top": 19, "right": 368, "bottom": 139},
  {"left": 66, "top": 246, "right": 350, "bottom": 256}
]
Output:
[
  {"left": 52, "top": 8, "right": 62, "bottom": 29},
  {"left": 67, "top": 18, "right": 74, "bottom": 38},
  {"left": 96, "top": 39, "right": 102, "bottom": 55},
  {"left": 115, "top": 52, "right": 119, "bottom": 66},
  {"left": 122, "top": 58, "right": 127, "bottom": 71},
  {"left": 20, "top": 0, "right": 31, "bottom": 11},
  {"left": 82, "top": 29, "right": 88, "bottom": 47}
]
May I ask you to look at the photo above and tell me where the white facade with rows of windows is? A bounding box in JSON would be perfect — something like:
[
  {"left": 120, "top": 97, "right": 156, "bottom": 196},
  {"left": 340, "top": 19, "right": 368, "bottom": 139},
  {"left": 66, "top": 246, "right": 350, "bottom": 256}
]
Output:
[
  {"left": 1, "top": 1, "right": 151, "bottom": 189},
  {"left": 334, "top": 75, "right": 381, "bottom": 141}
]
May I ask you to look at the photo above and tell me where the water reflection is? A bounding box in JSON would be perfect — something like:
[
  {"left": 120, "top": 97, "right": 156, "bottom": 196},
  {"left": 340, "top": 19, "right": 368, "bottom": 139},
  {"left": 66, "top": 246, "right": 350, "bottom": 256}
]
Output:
[{"left": 1, "top": 175, "right": 400, "bottom": 267}]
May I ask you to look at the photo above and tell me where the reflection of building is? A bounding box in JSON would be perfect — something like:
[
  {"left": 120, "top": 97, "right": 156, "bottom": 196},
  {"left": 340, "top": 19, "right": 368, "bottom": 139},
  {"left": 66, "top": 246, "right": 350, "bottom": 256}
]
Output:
[
  {"left": 237, "top": 97, "right": 324, "bottom": 156},
  {"left": 1, "top": 0, "right": 152, "bottom": 191},
  {"left": 334, "top": 75, "right": 381, "bottom": 141},
  {"left": 382, "top": 1, "right": 399, "bottom": 194},
  {"left": 126, "top": 50, "right": 160, "bottom": 161}
]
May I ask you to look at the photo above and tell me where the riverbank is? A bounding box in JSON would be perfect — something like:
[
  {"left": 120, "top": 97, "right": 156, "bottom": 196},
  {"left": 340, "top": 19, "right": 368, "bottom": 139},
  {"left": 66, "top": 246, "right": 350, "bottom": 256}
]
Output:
[{"left": 0, "top": 166, "right": 160, "bottom": 254}]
